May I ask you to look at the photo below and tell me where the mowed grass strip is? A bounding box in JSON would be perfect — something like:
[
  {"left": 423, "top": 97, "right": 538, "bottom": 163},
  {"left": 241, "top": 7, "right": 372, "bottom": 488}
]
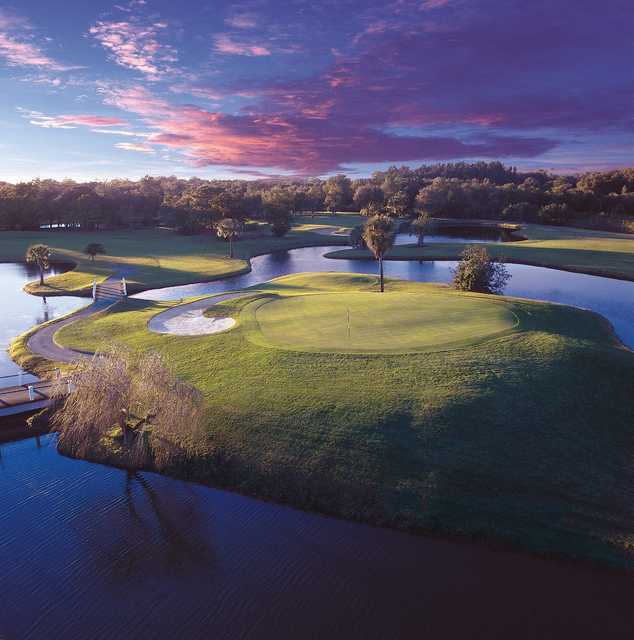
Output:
[
  {"left": 50, "top": 273, "right": 634, "bottom": 569},
  {"left": 248, "top": 291, "right": 518, "bottom": 353}
]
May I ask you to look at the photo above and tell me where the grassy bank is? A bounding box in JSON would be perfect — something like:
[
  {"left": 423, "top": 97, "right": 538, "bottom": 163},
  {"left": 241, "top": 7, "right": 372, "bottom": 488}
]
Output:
[
  {"left": 0, "top": 225, "right": 348, "bottom": 296},
  {"left": 326, "top": 222, "right": 634, "bottom": 281},
  {"left": 51, "top": 272, "right": 634, "bottom": 569}
]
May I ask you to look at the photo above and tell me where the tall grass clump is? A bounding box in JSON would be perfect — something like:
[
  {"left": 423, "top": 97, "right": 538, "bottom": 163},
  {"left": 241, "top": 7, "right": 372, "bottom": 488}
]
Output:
[{"left": 52, "top": 345, "right": 204, "bottom": 470}]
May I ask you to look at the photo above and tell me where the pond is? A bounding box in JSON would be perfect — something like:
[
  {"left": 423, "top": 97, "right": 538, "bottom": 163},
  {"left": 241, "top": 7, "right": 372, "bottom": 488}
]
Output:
[
  {"left": 2, "top": 434, "right": 634, "bottom": 640},
  {"left": 0, "top": 262, "right": 88, "bottom": 379},
  {"left": 394, "top": 222, "right": 521, "bottom": 245}
]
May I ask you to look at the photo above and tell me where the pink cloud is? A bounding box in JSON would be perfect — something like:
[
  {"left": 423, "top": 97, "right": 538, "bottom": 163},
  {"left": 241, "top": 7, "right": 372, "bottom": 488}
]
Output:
[
  {"left": 100, "top": 85, "right": 554, "bottom": 175},
  {"left": 20, "top": 108, "right": 127, "bottom": 129},
  {"left": 89, "top": 20, "right": 177, "bottom": 79},
  {"left": 420, "top": 0, "right": 452, "bottom": 9},
  {"left": 213, "top": 34, "right": 271, "bottom": 57},
  {"left": 0, "top": 11, "right": 81, "bottom": 72},
  {"left": 225, "top": 13, "right": 258, "bottom": 29},
  {"left": 169, "top": 83, "right": 224, "bottom": 101},
  {"left": 115, "top": 142, "right": 155, "bottom": 153}
]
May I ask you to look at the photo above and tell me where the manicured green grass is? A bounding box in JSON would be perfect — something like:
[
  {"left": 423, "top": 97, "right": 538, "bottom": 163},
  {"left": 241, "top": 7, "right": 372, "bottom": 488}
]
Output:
[
  {"left": 292, "top": 213, "right": 366, "bottom": 236},
  {"left": 0, "top": 225, "right": 348, "bottom": 296},
  {"left": 247, "top": 290, "right": 518, "bottom": 353},
  {"left": 51, "top": 272, "right": 634, "bottom": 569},
  {"left": 327, "top": 222, "right": 634, "bottom": 281}
]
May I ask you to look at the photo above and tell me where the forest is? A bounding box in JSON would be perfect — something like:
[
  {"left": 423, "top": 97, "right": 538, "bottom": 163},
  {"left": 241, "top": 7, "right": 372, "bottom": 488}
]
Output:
[{"left": 1, "top": 162, "right": 633, "bottom": 234}]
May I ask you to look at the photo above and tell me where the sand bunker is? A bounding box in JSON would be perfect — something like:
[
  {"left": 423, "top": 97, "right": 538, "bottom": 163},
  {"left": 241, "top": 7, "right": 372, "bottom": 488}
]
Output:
[{"left": 148, "top": 292, "right": 244, "bottom": 336}]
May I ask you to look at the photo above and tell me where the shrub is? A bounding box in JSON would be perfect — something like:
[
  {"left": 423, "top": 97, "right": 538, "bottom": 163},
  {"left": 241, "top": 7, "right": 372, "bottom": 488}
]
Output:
[
  {"left": 271, "top": 216, "right": 290, "bottom": 237},
  {"left": 52, "top": 345, "right": 205, "bottom": 470},
  {"left": 84, "top": 242, "right": 106, "bottom": 260},
  {"left": 451, "top": 245, "right": 510, "bottom": 294}
]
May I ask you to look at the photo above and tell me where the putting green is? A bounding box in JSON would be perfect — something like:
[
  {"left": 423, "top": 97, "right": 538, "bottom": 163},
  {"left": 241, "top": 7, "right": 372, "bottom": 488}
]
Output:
[{"left": 247, "top": 291, "right": 519, "bottom": 353}]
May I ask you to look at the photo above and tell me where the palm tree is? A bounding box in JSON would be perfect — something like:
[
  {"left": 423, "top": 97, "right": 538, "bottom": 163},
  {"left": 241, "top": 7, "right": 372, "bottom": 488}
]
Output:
[
  {"left": 363, "top": 215, "right": 395, "bottom": 292},
  {"left": 25, "top": 244, "right": 51, "bottom": 285},
  {"left": 84, "top": 242, "right": 106, "bottom": 261},
  {"left": 216, "top": 218, "right": 242, "bottom": 258}
]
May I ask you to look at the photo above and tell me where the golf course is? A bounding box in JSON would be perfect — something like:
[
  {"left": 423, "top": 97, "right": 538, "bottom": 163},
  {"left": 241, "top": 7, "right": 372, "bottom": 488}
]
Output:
[
  {"left": 2, "top": 216, "right": 634, "bottom": 300},
  {"left": 27, "top": 270, "right": 634, "bottom": 569}
]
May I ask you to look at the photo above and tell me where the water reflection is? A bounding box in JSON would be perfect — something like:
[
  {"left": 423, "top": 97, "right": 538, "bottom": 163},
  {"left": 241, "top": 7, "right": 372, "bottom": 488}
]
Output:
[
  {"left": 0, "top": 263, "right": 87, "bottom": 377},
  {"left": 2, "top": 435, "right": 634, "bottom": 639}
]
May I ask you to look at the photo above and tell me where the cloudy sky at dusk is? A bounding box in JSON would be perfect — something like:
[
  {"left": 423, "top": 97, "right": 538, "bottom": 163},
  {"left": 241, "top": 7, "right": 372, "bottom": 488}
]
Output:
[{"left": 1, "top": 0, "right": 632, "bottom": 181}]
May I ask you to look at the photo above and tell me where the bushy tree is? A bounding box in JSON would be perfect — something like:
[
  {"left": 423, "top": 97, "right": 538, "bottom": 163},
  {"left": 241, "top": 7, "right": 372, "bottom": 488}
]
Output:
[
  {"left": 84, "top": 242, "right": 106, "bottom": 261},
  {"left": 410, "top": 212, "right": 431, "bottom": 246},
  {"left": 386, "top": 190, "right": 411, "bottom": 217},
  {"left": 353, "top": 184, "right": 384, "bottom": 211},
  {"left": 349, "top": 225, "right": 366, "bottom": 248},
  {"left": 502, "top": 202, "right": 538, "bottom": 221},
  {"left": 538, "top": 203, "right": 572, "bottom": 225},
  {"left": 270, "top": 215, "right": 290, "bottom": 237},
  {"left": 324, "top": 174, "right": 353, "bottom": 213},
  {"left": 452, "top": 245, "right": 510, "bottom": 294}
]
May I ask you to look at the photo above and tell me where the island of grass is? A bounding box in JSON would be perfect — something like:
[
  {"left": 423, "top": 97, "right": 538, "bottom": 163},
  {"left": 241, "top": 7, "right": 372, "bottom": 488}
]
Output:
[{"left": 42, "top": 272, "right": 634, "bottom": 568}]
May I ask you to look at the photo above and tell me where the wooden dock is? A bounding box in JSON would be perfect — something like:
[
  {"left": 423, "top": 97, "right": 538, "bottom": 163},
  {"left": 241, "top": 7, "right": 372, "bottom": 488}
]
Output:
[{"left": 0, "top": 374, "right": 68, "bottom": 417}]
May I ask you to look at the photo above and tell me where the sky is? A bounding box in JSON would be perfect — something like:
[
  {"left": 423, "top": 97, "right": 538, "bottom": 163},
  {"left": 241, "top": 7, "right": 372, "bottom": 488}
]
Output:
[{"left": 0, "top": 0, "right": 633, "bottom": 182}]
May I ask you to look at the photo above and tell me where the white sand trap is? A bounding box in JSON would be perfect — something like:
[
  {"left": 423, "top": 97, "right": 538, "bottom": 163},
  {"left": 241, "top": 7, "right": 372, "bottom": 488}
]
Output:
[
  {"left": 151, "top": 309, "right": 235, "bottom": 335},
  {"left": 149, "top": 292, "right": 245, "bottom": 336}
]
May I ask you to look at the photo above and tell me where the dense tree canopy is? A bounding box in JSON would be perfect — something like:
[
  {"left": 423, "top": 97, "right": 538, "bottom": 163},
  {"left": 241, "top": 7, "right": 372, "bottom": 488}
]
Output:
[{"left": 1, "top": 163, "right": 633, "bottom": 234}]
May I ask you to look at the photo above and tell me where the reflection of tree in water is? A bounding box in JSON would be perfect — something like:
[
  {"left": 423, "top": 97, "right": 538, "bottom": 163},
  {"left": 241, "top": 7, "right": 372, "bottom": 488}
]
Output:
[
  {"left": 36, "top": 297, "right": 50, "bottom": 324},
  {"left": 75, "top": 470, "right": 216, "bottom": 581},
  {"left": 267, "top": 250, "right": 292, "bottom": 265}
]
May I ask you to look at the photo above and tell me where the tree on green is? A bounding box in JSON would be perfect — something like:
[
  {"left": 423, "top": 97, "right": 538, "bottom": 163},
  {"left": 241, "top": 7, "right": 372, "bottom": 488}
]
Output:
[
  {"left": 410, "top": 211, "right": 431, "bottom": 246},
  {"left": 216, "top": 218, "right": 242, "bottom": 258},
  {"left": 25, "top": 244, "right": 50, "bottom": 285},
  {"left": 363, "top": 215, "right": 395, "bottom": 292},
  {"left": 84, "top": 242, "right": 106, "bottom": 261},
  {"left": 452, "top": 245, "right": 510, "bottom": 294}
]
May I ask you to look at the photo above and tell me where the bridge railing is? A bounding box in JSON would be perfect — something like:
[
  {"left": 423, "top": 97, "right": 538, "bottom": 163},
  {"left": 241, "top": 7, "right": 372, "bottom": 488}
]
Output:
[{"left": 0, "top": 369, "right": 62, "bottom": 389}]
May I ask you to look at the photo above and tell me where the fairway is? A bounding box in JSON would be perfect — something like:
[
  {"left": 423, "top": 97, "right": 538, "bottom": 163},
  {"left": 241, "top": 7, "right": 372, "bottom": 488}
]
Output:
[{"left": 249, "top": 291, "right": 518, "bottom": 353}]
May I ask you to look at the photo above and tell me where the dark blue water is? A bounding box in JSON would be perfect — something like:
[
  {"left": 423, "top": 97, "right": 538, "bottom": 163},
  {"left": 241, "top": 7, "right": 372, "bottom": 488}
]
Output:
[
  {"left": 137, "top": 246, "right": 634, "bottom": 349},
  {"left": 2, "top": 435, "right": 634, "bottom": 640}
]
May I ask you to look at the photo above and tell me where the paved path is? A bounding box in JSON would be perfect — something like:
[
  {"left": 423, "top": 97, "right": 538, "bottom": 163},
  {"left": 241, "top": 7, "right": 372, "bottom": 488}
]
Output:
[
  {"left": 26, "top": 300, "right": 110, "bottom": 364},
  {"left": 148, "top": 292, "right": 246, "bottom": 335},
  {"left": 25, "top": 273, "right": 127, "bottom": 365}
]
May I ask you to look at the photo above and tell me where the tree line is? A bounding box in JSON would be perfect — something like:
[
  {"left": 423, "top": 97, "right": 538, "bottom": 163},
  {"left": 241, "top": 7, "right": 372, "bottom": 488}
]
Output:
[{"left": 1, "top": 162, "right": 633, "bottom": 233}]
